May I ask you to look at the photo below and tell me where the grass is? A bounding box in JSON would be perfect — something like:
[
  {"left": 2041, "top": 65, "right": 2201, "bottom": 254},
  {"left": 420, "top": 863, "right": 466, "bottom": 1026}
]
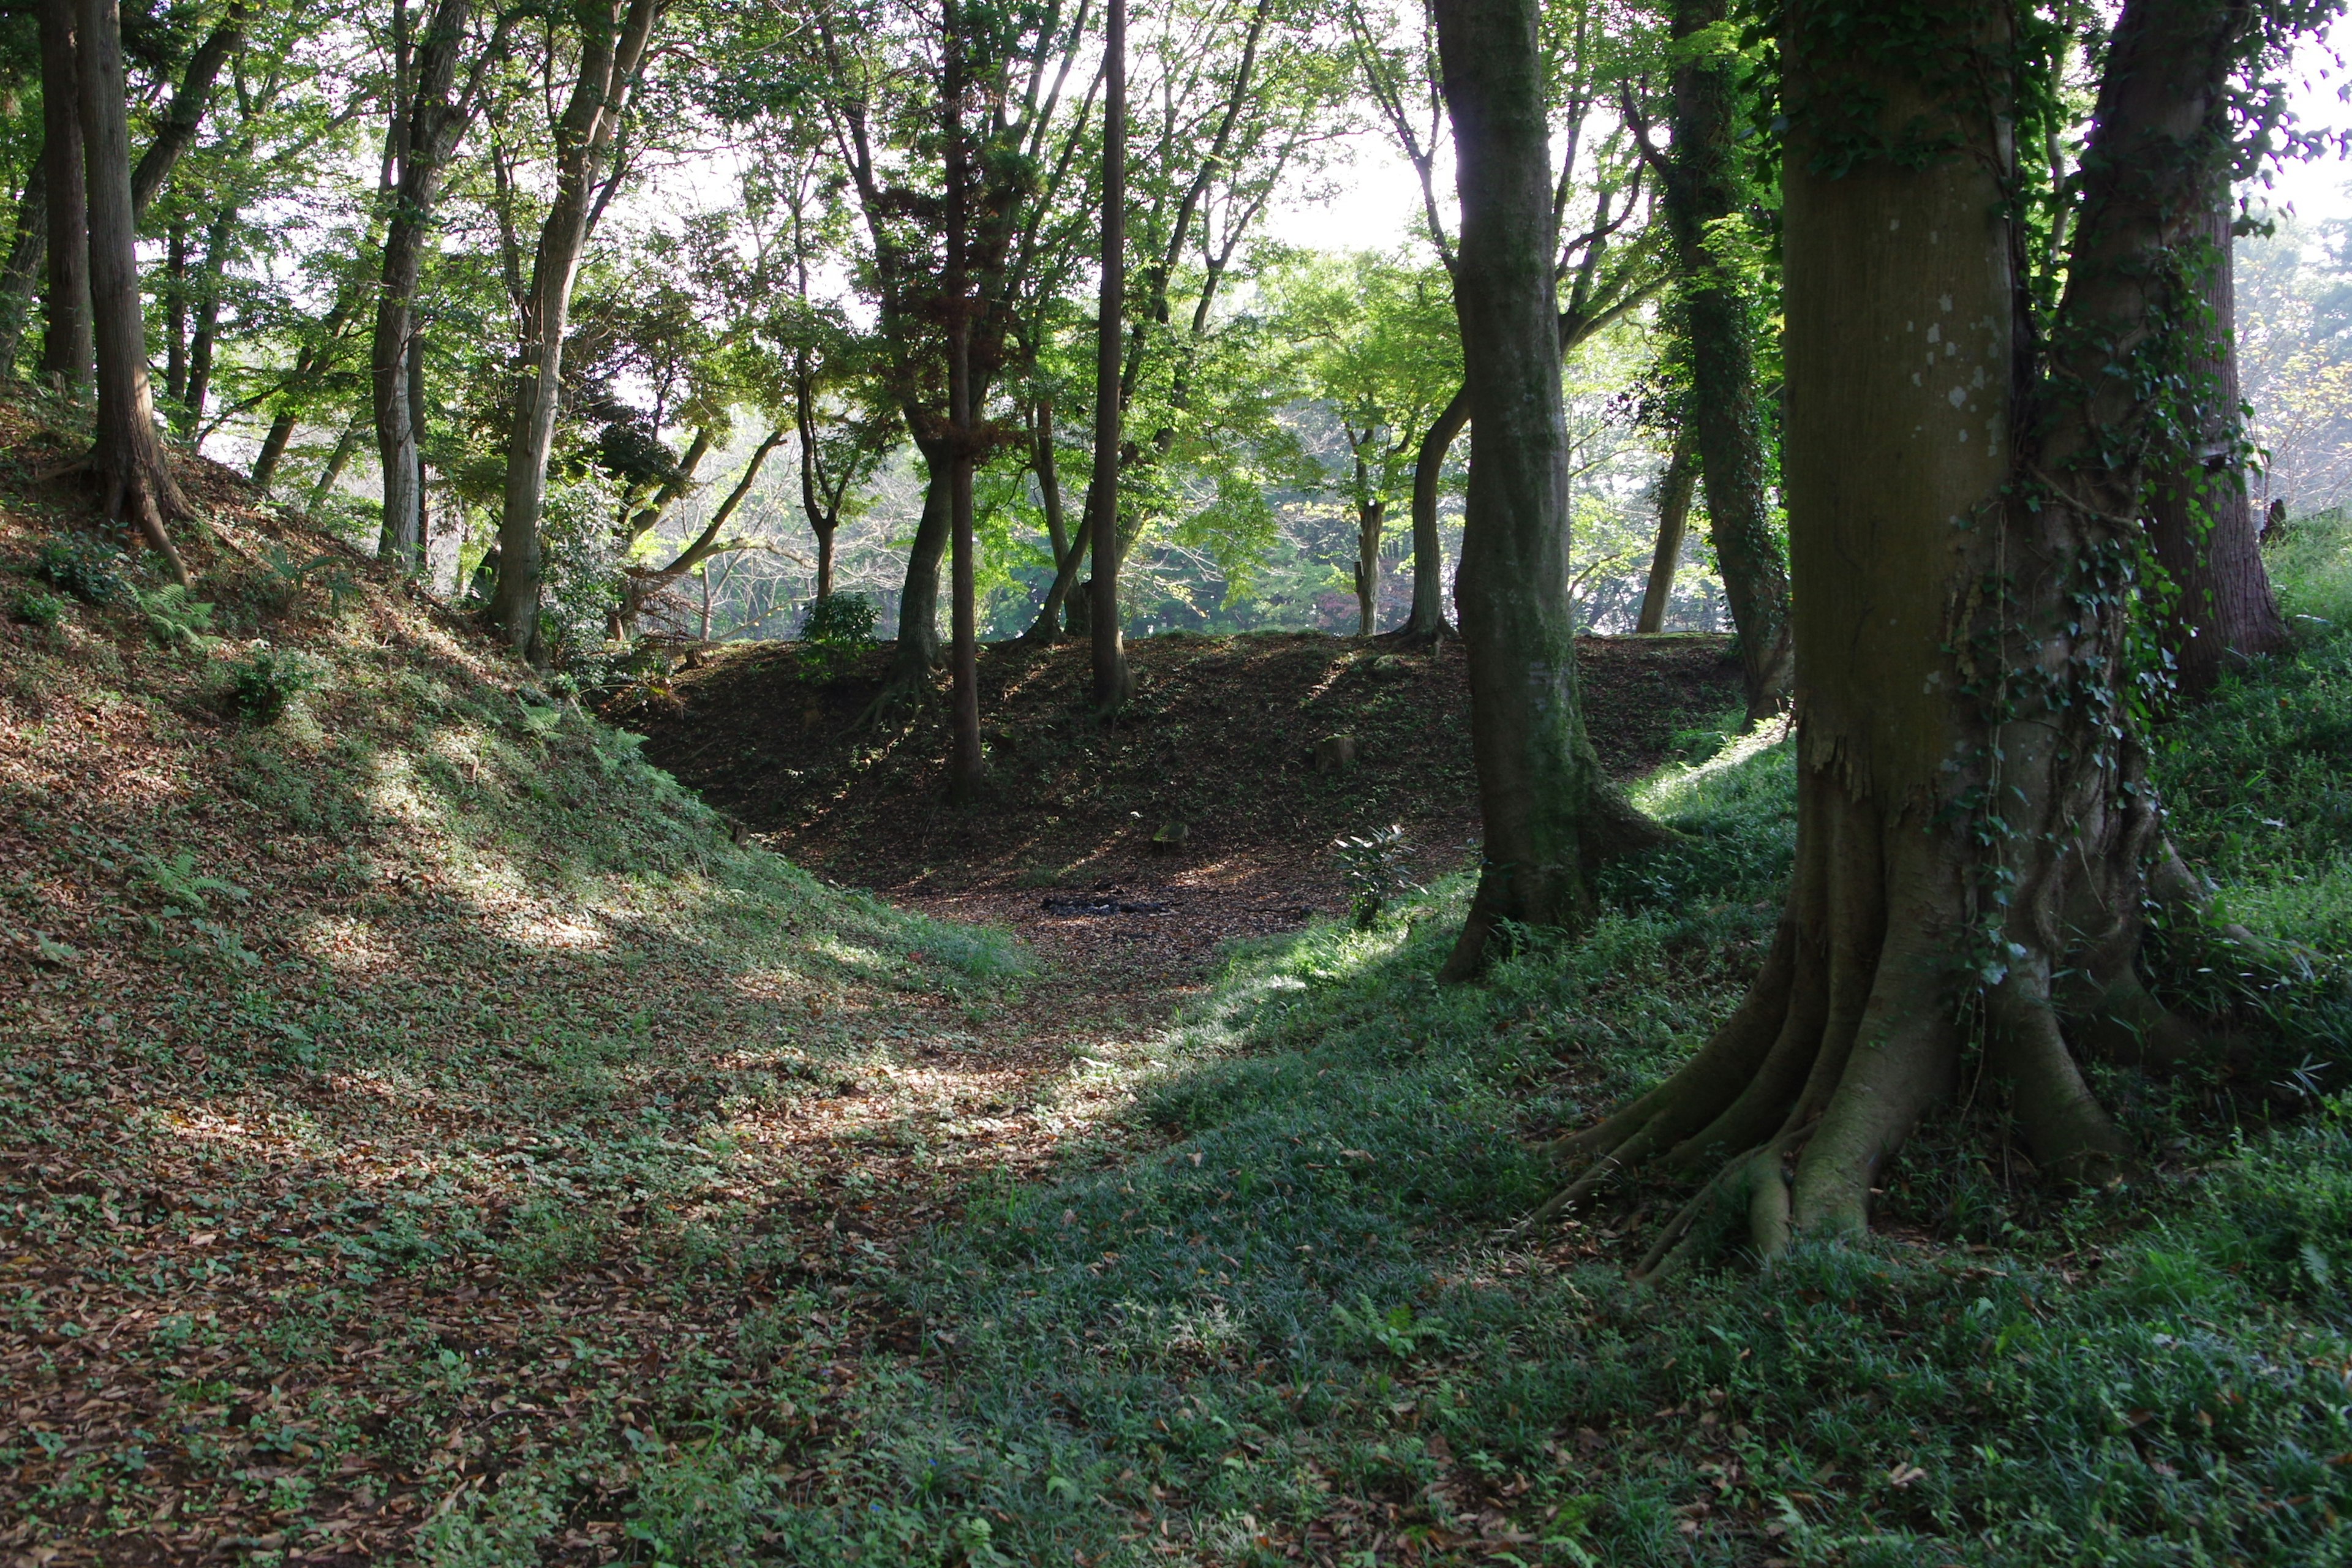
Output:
[
  {"left": 473, "top": 524, "right": 2352, "bottom": 1567},
  {"left": 11, "top": 457, "right": 2352, "bottom": 1565}
]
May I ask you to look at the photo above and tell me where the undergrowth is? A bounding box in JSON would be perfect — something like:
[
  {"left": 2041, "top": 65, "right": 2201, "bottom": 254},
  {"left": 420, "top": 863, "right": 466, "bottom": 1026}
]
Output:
[{"left": 477, "top": 532, "right": 2352, "bottom": 1566}]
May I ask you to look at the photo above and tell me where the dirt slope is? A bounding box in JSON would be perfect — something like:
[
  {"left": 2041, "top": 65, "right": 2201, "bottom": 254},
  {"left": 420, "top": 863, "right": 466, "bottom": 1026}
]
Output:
[{"left": 613, "top": 631, "right": 1746, "bottom": 976}]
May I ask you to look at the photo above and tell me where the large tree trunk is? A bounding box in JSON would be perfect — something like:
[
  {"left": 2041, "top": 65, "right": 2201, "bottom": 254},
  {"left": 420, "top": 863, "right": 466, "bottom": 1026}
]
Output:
[
  {"left": 1548, "top": 0, "right": 2256, "bottom": 1268},
  {"left": 1637, "top": 431, "right": 1698, "bottom": 634},
  {"left": 488, "top": 0, "right": 662, "bottom": 655},
  {"left": 1433, "top": 0, "right": 1659, "bottom": 982},
  {"left": 75, "top": 0, "right": 188, "bottom": 579},
  {"left": 1665, "top": 0, "right": 1790, "bottom": 723},
  {"left": 1090, "top": 0, "right": 1132, "bottom": 714},
  {"left": 1393, "top": 385, "right": 1467, "bottom": 643},
  {"left": 39, "top": 0, "right": 90, "bottom": 393},
  {"left": 2144, "top": 197, "right": 2289, "bottom": 698},
  {"left": 127, "top": 1, "right": 245, "bottom": 224}
]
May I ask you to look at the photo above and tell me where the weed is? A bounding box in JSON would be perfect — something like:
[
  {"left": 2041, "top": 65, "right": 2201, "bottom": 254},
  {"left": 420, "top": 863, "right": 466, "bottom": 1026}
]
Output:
[
  {"left": 218, "top": 647, "right": 322, "bottom": 725},
  {"left": 133, "top": 582, "right": 219, "bottom": 650},
  {"left": 1333, "top": 823, "right": 1417, "bottom": 929},
  {"left": 12, "top": 587, "right": 67, "bottom": 627},
  {"left": 32, "top": 531, "right": 133, "bottom": 605}
]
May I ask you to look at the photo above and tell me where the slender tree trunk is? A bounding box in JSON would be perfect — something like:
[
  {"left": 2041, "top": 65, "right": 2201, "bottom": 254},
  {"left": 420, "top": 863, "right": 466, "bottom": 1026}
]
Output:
[
  {"left": 2144, "top": 197, "right": 2288, "bottom": 698},
  {"left": 164, "top": 216, "right": 188, "bottom": 405},
  {"left": 943, "top": 0, "right": 984, "bottom": 800},
  {"left": 1637, "top": 431, "right": 1698, "bottom": 634},
  {"left": 1353, "top": 484, "right": 1384, "bottom": 637},
  {"left": 177, "top": 208, "right": 234, "bottom": 440},
  {"left": 38, "top": 0, "right": 90, "bottom": 393},
  {"left": 1396, "top": 385, "right": 1467, "bottom": 642},
  {"left": 1548, "top": 0, "right": 2253, "bottom": 1268},
  {"left": 489, "top": 0, "right": 662, "bottom": 656},
  {"left": 0, "top": 157, "right": 48, "bottom": 374},
  {"left": 888, "top": 454, "right": 952, "bottom": 669},
  {"left": 378, "top": 0, "right": 488, "bottom": 573},
  {"left": 1665, "top": 0, "right": 1790, "bottom": 723},
  {"left": 128, "top": 1, "right": 244, "bottom": 224},
  {"left": 1090, "top": 0, "right": 1131, "bottom": 714},
  {"left": 75, "top": 0, "right": 187, "bottom": 579},
  {"left": 1433, "top": 0, "right": 1659, "bottom": 981},
  {"left": 306, "top": 420, "right": 362, "bottom": 513}
]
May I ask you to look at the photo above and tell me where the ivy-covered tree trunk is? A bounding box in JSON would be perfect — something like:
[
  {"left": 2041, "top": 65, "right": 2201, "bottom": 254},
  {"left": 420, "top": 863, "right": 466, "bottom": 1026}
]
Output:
[
  {"left": 1664, "top": 0, "right": 1789, "bottom": 723},
  {"left": 2144, "top": 197, "right": 2288, "bottom": 698},
  {"left": 1433, "top": 0, "right": 1660, "bottom": 982},
  {"left": 1637, "top": 431, "right": 1698, "bottom": 635},
  {"left": 1550, "top": 0, "right": 2261, "bottom": 1267}
]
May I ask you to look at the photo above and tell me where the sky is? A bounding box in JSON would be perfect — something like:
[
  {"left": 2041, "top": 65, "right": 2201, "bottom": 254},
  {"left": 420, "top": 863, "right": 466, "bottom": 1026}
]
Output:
[{"left": 1259, "top": 17, "right": 2352, "bottom": 261}]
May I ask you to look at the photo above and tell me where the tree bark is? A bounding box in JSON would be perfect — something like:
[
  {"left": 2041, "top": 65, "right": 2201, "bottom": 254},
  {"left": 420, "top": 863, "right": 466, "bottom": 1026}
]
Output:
[
  {"left": 39, "top": 0, "right": 90, "bottom": 393},
  {"left": 379, "top": 0, "right": 496, "bottom": 572},
  {"left": 2144, "top": 197, "right": 2288, "bottom": 698},
  {"left": 1637, "top": 430, "right": 1697, "bottom": 634},
  {"left": 1395, "top": 385, "right": 1467, "bottom": 642},
  {"left": 127, "top": 1, "right": 245, "bottom": 224},
  {"left": 944, "top": 0, "right": 984, "bottom": 801},
  {"left": 1090, "top": 0, "right": 1132, "bottom": 714},
  {"left": 1352, "top": 475, "right": 1384, "bottom": 636},
  {"left": 489, "top": 0, "right": 663, "bottom": 656},
  {"left": 1548, "top": 0, "right": 2256, "bottom": 1267},
  {"left": 177, "top": 206, "right": 235, "bottom": 439},
  {"left": 1664, "top": 0, "right": 1790, "bottom": 723},
  {"left": 1432, "top": 0, "right": 1659, "bottom": 982},
  {"left": 306, "top": 420, "right": 363, "bottom": 514},
  {"left": 0, "top": 157, "right": 48, "bottom": 375}
]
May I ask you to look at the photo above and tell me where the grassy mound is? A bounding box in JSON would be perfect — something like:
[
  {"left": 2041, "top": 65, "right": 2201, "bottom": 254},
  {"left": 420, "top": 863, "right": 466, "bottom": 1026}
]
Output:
[{"left": 0, "top": 434, "right": 1042, "bottom": 1564}]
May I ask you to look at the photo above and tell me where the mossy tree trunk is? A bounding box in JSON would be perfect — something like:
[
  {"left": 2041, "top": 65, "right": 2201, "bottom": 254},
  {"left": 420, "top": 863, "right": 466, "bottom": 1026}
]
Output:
[
  {"left": 1432, "top": 0, "right": 1661, "bottom": 982},
  {"left": 1551, "top": 0, "right": 2263, "bottom": 1267},
  {"left": 1663, "top": 0, "right": 1790, "bottom": 722}
]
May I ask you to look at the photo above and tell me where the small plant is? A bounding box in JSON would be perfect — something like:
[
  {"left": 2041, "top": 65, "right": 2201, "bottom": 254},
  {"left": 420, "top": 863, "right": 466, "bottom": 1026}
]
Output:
[
  {"left": 32, "top": 532, "right": 134, "bottom": 605},
  {"left": 219, "top": 647, "right": 320, "bottom": 725},
  {"left": 134, "top": 582, "right": 219, "bottom": 650},
  {"left": 1333, "top": 823, "right": 1416, "bottom": 929},
  {"left": 12, "top": 588, "right": 69, "bottom": 628},
  {"left": 1332, "top": 1295, "right": 1446, "bottom": 1360}
]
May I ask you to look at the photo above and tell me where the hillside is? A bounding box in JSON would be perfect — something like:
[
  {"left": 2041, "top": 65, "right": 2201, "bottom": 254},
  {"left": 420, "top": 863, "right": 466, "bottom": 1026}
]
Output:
[
  {"left": 0, "top": 402, "right": 1075, "bottom": 1566},
  {"left": 612, "top": 631, "right": 1744, "bottom": 980}
]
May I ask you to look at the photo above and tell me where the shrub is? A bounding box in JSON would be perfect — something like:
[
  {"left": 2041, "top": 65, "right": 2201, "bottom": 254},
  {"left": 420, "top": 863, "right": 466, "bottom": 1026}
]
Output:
[
  {"left": 219, "top": 647, "right": 320, "bottom": 725},
  {"left": 800, "top": 592, "right": 878, "bottom": 647},
  {"left": 1332, "top": 823, "right": 1416, "bottom": 929},
  {"left": 32, "top": 531, "right": 134, "bottom": 605},
  {"left": 12, "top": 588, "right": 68, "bottom": 628}
]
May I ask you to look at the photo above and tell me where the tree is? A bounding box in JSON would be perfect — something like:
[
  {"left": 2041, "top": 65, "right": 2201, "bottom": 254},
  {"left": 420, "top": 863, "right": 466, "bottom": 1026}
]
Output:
[
  {"left": 488, "top": 0, "right": 665, "bottom": 655},
  {"left": 1640, "top": 0, "right": 1790, "bottom": 722},
  {"left": 1088, "top": 0, "right": 1128, "bottom": 711},
  {"left": 1634, "top": 428, "right": 1695, "bottom": 633},
  {"left": 72, "top": 0, "right": 189, "bottom": 581},
  {"left": 2143, "top": 197, "right": 2290, "bottom": 698},
  {"left": 944, "top": 0, "right": 985, "bottom": 795},
  {"left": 1431, "top": 0, "right": 1660, "bottom": 981},
  {"left": 375, "top": 0, "right": 510, "bottom": 571},
  {"left": 38, "top": 0, "right": 89, "bottom": 390},
  {"left": 1546, "top": 0, "right": 2301, "bottom": 1267}
]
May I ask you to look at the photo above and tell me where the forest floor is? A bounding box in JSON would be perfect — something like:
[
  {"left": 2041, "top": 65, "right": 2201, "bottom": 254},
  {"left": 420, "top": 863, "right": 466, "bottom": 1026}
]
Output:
[{"left": 9, "top": 384, "right": 2352, "bottom": 1568}]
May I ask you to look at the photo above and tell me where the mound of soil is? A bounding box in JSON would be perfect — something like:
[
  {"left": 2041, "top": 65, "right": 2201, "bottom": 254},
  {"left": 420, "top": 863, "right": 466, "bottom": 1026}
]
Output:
[{"left": 614, "top": 631, "right": 1744, "bottom": 973}]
